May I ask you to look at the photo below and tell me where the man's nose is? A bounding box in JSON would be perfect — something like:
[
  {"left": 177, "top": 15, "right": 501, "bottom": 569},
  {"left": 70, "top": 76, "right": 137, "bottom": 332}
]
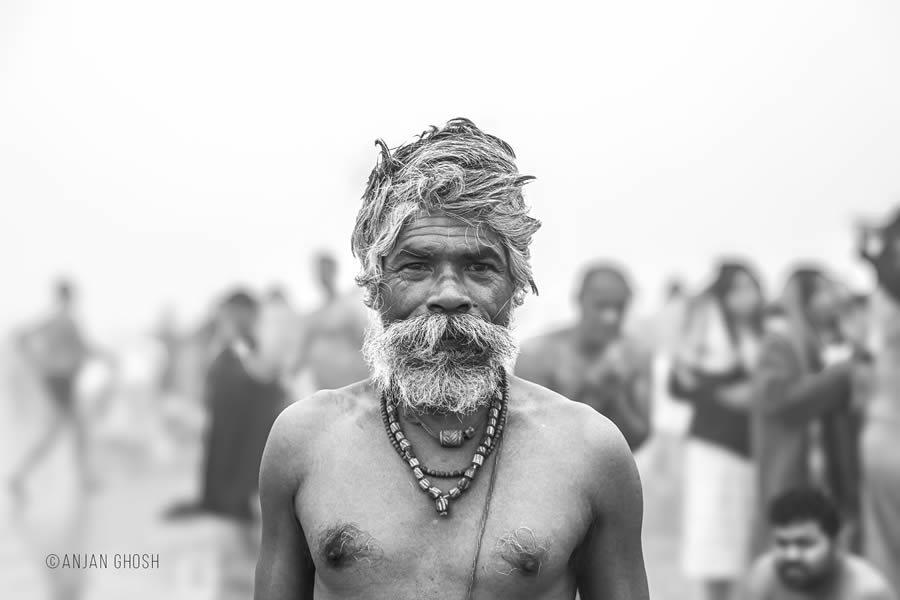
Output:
[
  {"left": 783, "top": 545, "right": 802, "bottom": 562},
  {"left": 427, "top": 268, "right": 473, "bottom": 314},
  {"left": 598, "top": 307, "right": 621, "bottom": 325}
]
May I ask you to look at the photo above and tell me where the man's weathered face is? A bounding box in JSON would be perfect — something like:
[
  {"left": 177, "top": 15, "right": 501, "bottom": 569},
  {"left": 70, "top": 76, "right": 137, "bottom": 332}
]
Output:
[
  {"left": 379, "top": 212, "right": 517, "bottom": 325},
  {"left": 772, "top": 521, "right": 836, "bottom": 590},
  {"left": 578, "top": 272, "right": 629, "bottom": 344},
  {"left": 362, "top": 211, "right": 519, "bottom": 414}
]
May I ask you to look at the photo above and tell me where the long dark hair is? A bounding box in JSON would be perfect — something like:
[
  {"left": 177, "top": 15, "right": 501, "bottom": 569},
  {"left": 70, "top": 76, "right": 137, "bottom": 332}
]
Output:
[
  {"left": 703, "top": 261, "right": 765, "bottom": 342},
  {"left": 779, "top": 266, "right": 842, "bottom": 361}
]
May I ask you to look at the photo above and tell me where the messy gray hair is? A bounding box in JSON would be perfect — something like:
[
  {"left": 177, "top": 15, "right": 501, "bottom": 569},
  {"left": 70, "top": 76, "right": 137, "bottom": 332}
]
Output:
[{"left": 351, "top": 118, "right": 541, "bottom": 309}]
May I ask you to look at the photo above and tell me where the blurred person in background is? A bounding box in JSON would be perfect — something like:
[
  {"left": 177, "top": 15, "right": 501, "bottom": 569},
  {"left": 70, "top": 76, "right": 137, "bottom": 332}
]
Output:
[
  {"left": 858, "top": 207, "right": 900, "bottom": 591},
  {"left": 165, "top": 289, "right": 283, "bottom": 537},
  {"left": 516, "top": 263, "right": 653, "bottom": 452},
  {"left": 751, "top": 266, "right": 858, "bottom": 555},
  {"left": 7, "top": 279, "right": 114, "bottom": 505},
  {"left": 252, "top": 286, "right": 304, "bottom": 395},
  {"left": 650, "top": 278, "right": 690, "bottom": 355},
  {"left": 640, "top": 278, "right": 692, "bottom": 485},
  {"left": 816, "top": 290, "right": 872, "bottom": 555},
  {"left": 669, "top": 260, "right": 765, "bottom": 600},
  {"left": 742, "top": 487, "right": 895, "bottom": 600},
  {"left": 154, "top": 306, "right": 181, "bottom": 400},
  {"left": 289, "top": 251, "right": 369, "bottom": 394}
]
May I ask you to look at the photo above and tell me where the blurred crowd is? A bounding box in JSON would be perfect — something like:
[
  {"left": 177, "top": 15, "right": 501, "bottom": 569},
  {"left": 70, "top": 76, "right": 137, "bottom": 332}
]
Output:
[{"left": 3, "top": 207, "right": 900, "bottom": 600}]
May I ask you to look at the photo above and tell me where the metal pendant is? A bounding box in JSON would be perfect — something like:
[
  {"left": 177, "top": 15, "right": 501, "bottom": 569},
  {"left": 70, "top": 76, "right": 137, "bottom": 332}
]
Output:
[
  {"left": 438, "top": 426, "right": 478, "bottom": 447},
  {"left": 439, "top": 430, "right": 464, "bottom": 447}
]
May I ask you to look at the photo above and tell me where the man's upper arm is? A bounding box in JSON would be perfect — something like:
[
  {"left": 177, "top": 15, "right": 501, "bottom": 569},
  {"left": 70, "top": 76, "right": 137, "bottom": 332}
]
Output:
[
  {"left": 575, "top": 413, "right": 649, "bottom": 600},
  {"left": 254, "top": 404, "right": 315, "bottom": 600},
  {"left": 629, "top": 352, "right": 654, "bottom": 440}
]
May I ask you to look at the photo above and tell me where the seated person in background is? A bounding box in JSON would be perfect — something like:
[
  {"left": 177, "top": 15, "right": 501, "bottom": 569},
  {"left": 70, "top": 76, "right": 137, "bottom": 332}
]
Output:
[{"left": 742, "top": 487, "right": 896, "bottom": 600}]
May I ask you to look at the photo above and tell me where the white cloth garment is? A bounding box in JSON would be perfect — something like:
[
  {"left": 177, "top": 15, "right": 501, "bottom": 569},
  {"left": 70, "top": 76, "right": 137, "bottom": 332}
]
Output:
[{"left": 681, "top": 438, "right": 756, "bottom": 579}]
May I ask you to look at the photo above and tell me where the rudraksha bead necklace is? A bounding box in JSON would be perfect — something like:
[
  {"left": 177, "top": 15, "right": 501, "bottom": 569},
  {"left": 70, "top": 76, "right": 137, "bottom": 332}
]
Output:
[{"left": 380, "top": 368, "right": 509, "bottom": 516}]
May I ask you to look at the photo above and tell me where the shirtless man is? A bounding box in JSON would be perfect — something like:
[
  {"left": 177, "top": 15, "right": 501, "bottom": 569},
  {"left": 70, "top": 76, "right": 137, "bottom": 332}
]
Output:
[
  {"left": 8, "top": 279, "right": 112, "bottom": 503},
  {"left": 742, "top": 487, "right": 896, "bottom": 600},
  {"left": 516, "top": 265, "right": 653, "bottom": 451},
  {"left": 255, "top": 119, "right": 648, "bottom": 599},
  {"left": 291, "top": 252, "right": 369, "bottom": 392}
]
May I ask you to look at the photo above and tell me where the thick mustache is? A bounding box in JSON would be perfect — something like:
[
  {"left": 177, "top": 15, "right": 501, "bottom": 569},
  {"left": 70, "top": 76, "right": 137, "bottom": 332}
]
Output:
[{"left": 385, "top": 313, "right": 504, "bottom": 346}]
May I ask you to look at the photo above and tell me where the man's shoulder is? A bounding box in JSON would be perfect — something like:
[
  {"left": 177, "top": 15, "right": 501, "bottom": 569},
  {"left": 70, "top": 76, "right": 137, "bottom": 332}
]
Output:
[
  {"left": 262, "top": 381, "right": 375, "bottom": 488},
  {"left": 279, "top": 380, "right": 372, "bottom": 428},
  {"left": 511, "top": 376, "right": 631, "bottom": 460},
  {"left": 269, "top": 382, "right": 370, "bottom": 446},
  {"left": 844, "top": 555, "right": 897, "bottom": 599},
  {"left": 742, "top": 553, "right": 779, "bottom": 599}
]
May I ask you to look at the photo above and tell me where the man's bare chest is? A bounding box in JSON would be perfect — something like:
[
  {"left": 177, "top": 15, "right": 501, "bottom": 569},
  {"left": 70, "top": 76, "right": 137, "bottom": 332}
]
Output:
[
  {"left": 294, "top": 432, "right": 589, "bottom": 599},
  {"left": 547, "top": 346, "right": 635, "bottom": 402}
]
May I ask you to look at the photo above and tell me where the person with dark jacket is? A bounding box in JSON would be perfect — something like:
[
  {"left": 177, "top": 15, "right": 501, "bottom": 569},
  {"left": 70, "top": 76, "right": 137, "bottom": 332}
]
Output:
[{"left": 165, "top": 289, "right": 284, "bottom": 524}]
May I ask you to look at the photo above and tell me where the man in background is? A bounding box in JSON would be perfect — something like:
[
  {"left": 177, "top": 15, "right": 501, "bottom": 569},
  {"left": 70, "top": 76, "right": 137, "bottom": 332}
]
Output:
[
  {"left": 8, "top": 279, "right": 112, "bottom": 504},
  {"left": 742, "top": 487, "right": 895, "bottom": 600},
  {"left": 290, "top": 252, "right": 369, "bottom": 393},
  {"left": 516, "top": 263, "right": 653, "bottom": 451}
]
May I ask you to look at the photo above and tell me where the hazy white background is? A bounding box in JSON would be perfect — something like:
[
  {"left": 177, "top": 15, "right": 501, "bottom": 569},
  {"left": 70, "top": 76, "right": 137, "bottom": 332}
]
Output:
[{"left": 2, "top": 0, "right": 899, "bottom": 341}]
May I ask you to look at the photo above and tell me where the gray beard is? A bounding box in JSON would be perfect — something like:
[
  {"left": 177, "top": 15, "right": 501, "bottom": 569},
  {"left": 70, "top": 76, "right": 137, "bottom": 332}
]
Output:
[{"left": 362, "top": 312, "right": 518, "bottom": 415}]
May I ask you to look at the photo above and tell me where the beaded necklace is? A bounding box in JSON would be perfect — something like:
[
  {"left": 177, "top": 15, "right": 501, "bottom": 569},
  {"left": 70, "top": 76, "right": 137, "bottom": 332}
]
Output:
[
  {"left": 380, "top": 368, "right": 509, "bottom": 516},
  {"left": 410, "top": 416, "right": 478, "bottom": 448}
]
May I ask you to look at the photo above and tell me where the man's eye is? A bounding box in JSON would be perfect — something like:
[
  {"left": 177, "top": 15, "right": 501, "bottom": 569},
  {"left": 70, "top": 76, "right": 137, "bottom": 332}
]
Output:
[
  {"left": 402, "top": 263, "right": 429, "bottom": 271},
  {"left": 467, "top": 263, "right": 492, "bottom": 273}
]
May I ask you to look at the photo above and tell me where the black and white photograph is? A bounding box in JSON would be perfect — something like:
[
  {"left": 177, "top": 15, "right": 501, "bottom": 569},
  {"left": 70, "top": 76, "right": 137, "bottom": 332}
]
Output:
[{"left": 1, "top": 1, "right": 900, "bottom": 598}]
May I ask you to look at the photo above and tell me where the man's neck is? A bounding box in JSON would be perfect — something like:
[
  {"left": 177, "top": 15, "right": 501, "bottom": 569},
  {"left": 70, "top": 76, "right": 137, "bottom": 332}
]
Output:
[
  {"left": 575, "top": 329, "right": 617, "bottom": 357},
  {"left": 400, "top": 403, "right": 490, "bottom": 429}
]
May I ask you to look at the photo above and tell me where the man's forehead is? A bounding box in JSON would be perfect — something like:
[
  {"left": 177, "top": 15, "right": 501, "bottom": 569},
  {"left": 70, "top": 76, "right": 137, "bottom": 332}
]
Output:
[
  {"left": 392, "top": 212, "right": 504, "bottom": 255},
  {"left": 582, "top": 272, "right": 630, "bottom": 300},
  {"left": 774, "top": 521, "right": 824, "bottom": 539}
]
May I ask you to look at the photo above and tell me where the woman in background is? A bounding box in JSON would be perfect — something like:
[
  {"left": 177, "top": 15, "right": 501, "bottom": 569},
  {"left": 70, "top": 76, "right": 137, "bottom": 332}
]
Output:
[
  {"left": 750, "top": 266, "right": 854, "bottom": 554},
  {"left": 670, "top": 261, "right": 765, "bottom": 600}
]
